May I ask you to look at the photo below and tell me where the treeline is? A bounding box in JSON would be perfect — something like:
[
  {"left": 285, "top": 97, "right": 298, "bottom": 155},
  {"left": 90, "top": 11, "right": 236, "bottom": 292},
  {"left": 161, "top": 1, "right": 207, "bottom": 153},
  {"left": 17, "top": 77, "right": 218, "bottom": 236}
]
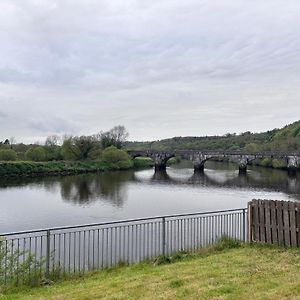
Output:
[
  {"left": 0, "top": 126, "right": 131, "bottom": 166},
  {"left": 125, "top": 120, "right": 300, "bottom": 153}
]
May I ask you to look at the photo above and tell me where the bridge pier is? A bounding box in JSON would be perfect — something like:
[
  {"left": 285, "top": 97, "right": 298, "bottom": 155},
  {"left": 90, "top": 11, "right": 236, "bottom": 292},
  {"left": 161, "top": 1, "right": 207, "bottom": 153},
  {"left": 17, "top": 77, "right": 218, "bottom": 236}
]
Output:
[
  {"left": 192, "top": 153, "right": 214, "bottom": 173},
  {"left": 155, "top": 164, "right": 167, "bottom": 171},
  {"left": 153, "top": 152, "right": 175, "bottom": 172},
  {"left": 235, "top": 157, "right": 249, "bottom": 174},
  {"left": 287, "top": 156, "right": 299, "bottom": 176}
]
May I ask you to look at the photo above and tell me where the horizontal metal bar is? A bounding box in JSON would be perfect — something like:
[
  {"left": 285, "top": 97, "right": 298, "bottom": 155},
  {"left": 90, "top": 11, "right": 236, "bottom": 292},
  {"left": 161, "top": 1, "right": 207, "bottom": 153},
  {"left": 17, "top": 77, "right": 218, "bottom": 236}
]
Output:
[{"left": 0, "top": 208, "right": 247, "bottom": 237}]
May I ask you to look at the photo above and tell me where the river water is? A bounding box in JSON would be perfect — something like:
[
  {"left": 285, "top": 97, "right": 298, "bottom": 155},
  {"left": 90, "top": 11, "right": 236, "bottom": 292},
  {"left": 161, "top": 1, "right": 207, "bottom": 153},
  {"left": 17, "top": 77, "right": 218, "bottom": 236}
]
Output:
[{"left": 0, "top": 161, "right": 299, "bottom": 233}]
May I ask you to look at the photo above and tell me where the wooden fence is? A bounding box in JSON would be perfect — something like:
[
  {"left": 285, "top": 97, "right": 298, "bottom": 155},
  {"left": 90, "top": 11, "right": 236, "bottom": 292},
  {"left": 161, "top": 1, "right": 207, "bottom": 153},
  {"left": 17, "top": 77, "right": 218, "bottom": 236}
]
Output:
[{"left": 248, "top": 199, "right": 300, "bottom": 247}]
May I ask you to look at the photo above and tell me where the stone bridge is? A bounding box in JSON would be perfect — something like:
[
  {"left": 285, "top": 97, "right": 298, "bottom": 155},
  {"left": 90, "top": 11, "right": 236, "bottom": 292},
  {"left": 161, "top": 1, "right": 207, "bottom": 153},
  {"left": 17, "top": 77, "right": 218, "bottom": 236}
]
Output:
[{"left": 128, "top": 150, "right": 300, "bottom": 174}]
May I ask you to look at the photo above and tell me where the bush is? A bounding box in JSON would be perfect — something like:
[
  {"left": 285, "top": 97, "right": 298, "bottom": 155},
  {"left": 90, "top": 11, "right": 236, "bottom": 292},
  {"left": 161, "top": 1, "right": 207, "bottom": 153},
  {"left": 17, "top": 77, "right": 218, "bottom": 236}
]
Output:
[
  {"left": 0, "top": 238, "right": 44, "bottom": 289},
  {"left": 133, "top": 157, "right": 154, "bottom": 168},
  {"left": 272, "top": 159, "right": 286, "bottom": 169},
  {"left": 0, "top": 149, "right": 17, "bottom": 161},
  {"left": 260, "top": 158, "right": 272, "bottom": 167},
  {"left": 102, "top": 146, "right": 133, "bottom": 169},
  {"left": 25, "top": 147, "right": 46, "bottom": 162},
  {"left": 167, "top": 157, "right": 181, "bottom": 166}
]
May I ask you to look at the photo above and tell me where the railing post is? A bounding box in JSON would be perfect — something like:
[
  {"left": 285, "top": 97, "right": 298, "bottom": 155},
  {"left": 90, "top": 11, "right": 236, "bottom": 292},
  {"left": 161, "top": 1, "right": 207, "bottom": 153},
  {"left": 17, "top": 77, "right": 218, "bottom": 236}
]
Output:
[
  {"left": 242, "top": 209, "right": 246, "bottom": 242},
  {"left": 46, "top": 230, "right": 50, "bottom": 278},
  {"left": 162, "top": 217, "right": 166, "bottom": 256}
]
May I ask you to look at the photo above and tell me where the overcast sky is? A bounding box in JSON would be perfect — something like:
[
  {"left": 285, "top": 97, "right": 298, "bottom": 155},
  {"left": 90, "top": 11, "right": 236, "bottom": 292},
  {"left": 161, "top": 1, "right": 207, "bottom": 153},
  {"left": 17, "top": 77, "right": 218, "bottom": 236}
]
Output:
[{"left": 1, "top": 0, "right": 300, "bottom": 143}]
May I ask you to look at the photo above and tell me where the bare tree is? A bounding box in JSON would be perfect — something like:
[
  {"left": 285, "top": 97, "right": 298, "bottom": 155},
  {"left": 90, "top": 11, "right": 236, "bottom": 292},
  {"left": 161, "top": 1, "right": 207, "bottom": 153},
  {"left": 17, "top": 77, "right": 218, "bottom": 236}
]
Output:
[
  {"left": 45, "top": 135, "right": 61, "bottom": 147},
  {"left": 9, "top": 136, "right": 16, "bottom": 149},
  {"left": 99, "top": 126, "right": 129, "bottom": 149},
  {"left": 110, "top": 125, "right": 129, "bottom": 147}
]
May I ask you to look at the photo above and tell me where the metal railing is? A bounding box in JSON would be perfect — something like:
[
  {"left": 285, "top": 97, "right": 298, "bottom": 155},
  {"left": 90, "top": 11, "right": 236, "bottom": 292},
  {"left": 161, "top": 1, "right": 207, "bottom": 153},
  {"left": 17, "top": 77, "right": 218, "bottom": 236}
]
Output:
[{"left": 0, "top": 208, "right": 247, "bottom": 287}]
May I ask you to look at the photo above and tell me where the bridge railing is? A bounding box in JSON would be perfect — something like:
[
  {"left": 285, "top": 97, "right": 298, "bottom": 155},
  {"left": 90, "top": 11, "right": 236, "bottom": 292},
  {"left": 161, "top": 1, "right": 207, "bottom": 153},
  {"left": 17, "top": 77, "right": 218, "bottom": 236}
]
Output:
[{"left": 128, "top": 149, "right": 300, "bottom": 157}]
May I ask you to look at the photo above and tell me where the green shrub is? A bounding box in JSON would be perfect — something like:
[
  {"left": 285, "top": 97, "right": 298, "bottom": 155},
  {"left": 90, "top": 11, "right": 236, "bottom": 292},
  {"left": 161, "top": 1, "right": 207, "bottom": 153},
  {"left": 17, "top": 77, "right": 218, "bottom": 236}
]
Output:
[
  {"left": 210, "top": 236, "right": 241, "bottom": 251},
  {"left": 272, "top": 159, "right": 286, "bottom": 169},
  {"left": 0, "top": 239, "right": 44, "bottom": 289},
  {"left": 25, "top": 147, "right": 46, "bottom": 162},
  {"left": 0, "top": 149, "right": 17, "bottom": 161},
  {"left": 167, "top": 157, "right": 181, "bottom": 166},
  {"left": 260, "top": 158, "right": 272, "bottom": 167},
  {"left": 102, "top": 146, "right": 133, "bottom": 169},
  {"left": 133, "top": 157, "right": 154, "bottom": 168}
]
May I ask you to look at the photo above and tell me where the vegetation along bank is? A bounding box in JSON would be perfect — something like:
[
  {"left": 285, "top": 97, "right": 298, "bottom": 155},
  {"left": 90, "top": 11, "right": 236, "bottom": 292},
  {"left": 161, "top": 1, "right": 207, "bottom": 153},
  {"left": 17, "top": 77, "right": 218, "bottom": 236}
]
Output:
[{"left": 1, "top": 121, "right": 300, "bottom": 177}]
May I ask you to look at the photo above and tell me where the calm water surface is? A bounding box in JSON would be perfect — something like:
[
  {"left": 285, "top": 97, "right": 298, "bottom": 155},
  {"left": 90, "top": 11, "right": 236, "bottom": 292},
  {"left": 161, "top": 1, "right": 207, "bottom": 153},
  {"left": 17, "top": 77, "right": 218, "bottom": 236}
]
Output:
[{"left": 1, "top": 161, "right": 299, "bottom": 232}]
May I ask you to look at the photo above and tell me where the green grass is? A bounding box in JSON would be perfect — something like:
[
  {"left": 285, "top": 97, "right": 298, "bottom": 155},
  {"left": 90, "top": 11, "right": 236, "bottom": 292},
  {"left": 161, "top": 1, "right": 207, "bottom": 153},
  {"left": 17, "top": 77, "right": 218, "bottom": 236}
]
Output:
[{"left": 2, "top": 242, "right": 300, "bottom": 300}]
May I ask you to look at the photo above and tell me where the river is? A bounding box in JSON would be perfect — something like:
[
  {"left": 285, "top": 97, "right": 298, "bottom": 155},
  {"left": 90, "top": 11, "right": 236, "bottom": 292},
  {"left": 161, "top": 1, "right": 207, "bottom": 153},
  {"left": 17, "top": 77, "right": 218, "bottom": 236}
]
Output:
[{"left": 0, "top": 161, "right": 299, "bottom": 233}]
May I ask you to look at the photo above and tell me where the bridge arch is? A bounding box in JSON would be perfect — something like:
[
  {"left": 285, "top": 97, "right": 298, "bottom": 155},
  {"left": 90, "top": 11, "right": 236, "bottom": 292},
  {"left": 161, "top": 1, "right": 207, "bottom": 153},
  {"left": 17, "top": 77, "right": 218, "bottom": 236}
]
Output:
[{"left": 130, "top": 151, "right": 175, "bottom": 171}]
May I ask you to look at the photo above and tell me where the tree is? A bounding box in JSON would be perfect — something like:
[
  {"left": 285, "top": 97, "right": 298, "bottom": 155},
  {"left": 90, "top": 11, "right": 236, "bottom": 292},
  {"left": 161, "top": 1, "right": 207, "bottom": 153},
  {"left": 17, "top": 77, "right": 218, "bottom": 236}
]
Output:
[
  {"left": 9, "top": 137, "right": 16, "bottom": 150},
  {"left": 25, "top": 147, "right": 46, "bottom": 162},
  {"left": 61, "top": 136, "right": 101, "bottom": 160},
  {"left": 45, "top": 135, "right": 61, "bottom": 147},
  {"left": 245, "top": 143, "right": 260, "bottom": 152},
  {"left": 109, "top": 125, "right": 129, "bottom": 148},
  {"left": 100, "top": 125, "right": 129, "bottom": 149},
  {"left": 44, "top": 135, "right": 62, "bottom": 161},
  {"left": 0, "top": 149, "right": 17, "bottom": 161}
]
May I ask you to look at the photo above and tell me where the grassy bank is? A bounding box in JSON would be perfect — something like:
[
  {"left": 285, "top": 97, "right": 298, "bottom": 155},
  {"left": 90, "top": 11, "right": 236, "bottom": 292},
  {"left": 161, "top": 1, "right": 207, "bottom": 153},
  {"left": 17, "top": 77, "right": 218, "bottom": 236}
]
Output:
[
  {"left": 0, "top": 160, "right": 135, "bottom": 177},
  {"left": 2, "top": 242, "right": 300, "bottom": 299}
]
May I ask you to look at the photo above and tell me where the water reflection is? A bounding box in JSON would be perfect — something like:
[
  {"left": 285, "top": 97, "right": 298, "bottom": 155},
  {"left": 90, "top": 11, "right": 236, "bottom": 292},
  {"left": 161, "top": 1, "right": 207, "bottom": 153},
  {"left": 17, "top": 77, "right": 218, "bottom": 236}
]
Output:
[
  {"left": 0, "top": 161, "right": 300, "bottom": 207},
  {"left": 147, "top": 168, "right": 300, "bottom": 199},
  {"left": 59, "top": 172, "right": 135, "bottom": 206}
]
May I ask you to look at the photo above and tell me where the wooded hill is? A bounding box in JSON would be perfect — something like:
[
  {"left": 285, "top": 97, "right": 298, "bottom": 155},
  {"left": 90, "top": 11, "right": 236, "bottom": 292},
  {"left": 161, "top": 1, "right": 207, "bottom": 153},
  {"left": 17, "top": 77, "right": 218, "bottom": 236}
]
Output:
[{"left": 125, "top": 120, "right": 300, "bottom": 152}]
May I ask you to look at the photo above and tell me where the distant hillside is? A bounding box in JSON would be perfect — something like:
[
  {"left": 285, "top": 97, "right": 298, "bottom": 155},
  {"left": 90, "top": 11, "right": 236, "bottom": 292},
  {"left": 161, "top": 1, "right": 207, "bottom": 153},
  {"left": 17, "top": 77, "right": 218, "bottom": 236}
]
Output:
[{"left": 125, "top": 121, "right": 300, "bottom": 152}]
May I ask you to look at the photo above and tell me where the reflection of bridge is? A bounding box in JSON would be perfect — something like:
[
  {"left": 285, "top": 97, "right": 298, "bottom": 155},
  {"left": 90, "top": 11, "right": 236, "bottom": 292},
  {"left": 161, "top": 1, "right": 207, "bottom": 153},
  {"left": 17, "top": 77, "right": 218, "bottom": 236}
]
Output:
[
  {"left": 148, "top": 170, "right": 300, "bottom": 199},
  {"left": 129, "top": 150, "right": 300, "bottom": 174}
]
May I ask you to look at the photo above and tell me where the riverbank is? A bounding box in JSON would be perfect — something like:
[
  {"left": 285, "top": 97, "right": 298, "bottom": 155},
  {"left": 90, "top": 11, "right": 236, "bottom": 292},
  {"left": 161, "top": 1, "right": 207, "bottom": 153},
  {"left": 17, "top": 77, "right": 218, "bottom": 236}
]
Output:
[
  {"left": 3, "top": 242, "right": 300, "bottom": 299},
  {"left": 0, "top": 161, "right": 123, "bottom": 177},
  {"left": 0, "top": 158, "right": 154, "bottom": 178}
]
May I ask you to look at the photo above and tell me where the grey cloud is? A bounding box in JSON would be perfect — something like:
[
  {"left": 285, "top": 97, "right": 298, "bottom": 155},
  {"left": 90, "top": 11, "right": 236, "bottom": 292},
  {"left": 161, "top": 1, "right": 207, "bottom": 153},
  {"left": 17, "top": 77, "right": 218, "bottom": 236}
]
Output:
[
  {"left": 0, "top": 0, "right": 300, "bottom": 142},
  {"left": 27, "top": 117, "right": 77, "bottom": 135},
  {"left": 0, "top": 111, "right": 7, "bottom": 118}
]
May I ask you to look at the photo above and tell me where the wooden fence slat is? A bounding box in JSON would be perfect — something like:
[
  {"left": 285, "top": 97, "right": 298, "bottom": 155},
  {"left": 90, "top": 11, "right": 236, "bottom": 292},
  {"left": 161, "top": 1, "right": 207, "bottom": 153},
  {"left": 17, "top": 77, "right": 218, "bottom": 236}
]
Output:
[
  {"left": 283, "top": 201, "right": 291, "bottom": 247},
  {"left": 265, "top": 201, "right": 271, "bottom": 243},
  {"left": 247, "top": 202, "right": 253, "bottom": 242},
  {"left": 270, "top": 201, "right": 278, "bottom": 245},
  {"left": 276, "top": 201, "right": 284, "bottom": 246},
  {"left": 259, "top": 200, "right": 266, "bottom": 243},
  {"left": 296, "top": 207, "right": 300, "bottom": 247},
  {"left": 289, "top": 202, "right": 297, "bottom": 247},
  {"left": 253, "top": 201, "right": 260, "bottom": 242}
]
